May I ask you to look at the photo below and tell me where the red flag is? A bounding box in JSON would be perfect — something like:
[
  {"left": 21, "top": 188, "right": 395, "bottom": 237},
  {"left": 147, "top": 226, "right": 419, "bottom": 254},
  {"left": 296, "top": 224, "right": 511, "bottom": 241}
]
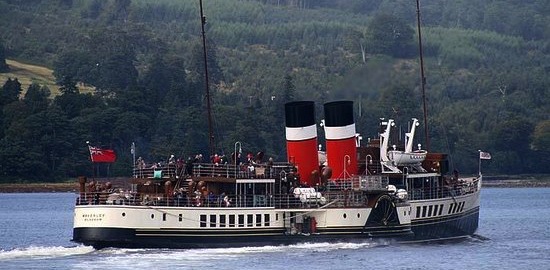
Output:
[{"left": 89, "top": 146, "right": 117, "bottom": 163}]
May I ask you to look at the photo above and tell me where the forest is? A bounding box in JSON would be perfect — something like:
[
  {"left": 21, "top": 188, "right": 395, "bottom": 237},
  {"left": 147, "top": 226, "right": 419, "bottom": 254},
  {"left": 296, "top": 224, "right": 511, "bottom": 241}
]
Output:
[{"left": 0, "top": 0, "right": 549, "bottom": 182}]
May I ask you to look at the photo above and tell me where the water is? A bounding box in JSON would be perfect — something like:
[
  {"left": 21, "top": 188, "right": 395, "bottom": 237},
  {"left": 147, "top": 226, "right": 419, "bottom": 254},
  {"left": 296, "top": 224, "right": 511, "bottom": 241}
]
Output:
[{"left": 0, "top": 188, "right": 549, "bottom": 269}]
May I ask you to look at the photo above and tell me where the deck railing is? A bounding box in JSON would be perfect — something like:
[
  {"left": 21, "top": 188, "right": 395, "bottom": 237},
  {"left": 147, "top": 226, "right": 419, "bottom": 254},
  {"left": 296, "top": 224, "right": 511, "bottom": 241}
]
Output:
[
  {"left": 75, "top": 189, "right": 368, "bottom": 209},
  {"left": 407, "top": 178, "right": 480, "bottom": 200},
  {"left": 132, "top": 162, "right": 294, "bottom": 180}
]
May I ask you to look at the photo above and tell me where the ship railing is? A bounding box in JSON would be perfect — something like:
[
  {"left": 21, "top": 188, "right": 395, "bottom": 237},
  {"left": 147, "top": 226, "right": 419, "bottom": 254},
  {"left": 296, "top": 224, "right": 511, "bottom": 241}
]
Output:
[
  {"left": 325, "top": 176, "right": 389, "bottom": 192},
  {"left": 407, "top": 180, "right": 479, "bottom": 200},
  {"left": 75, "top": 190, "right": 367, "bottom": 209},
  {"left": 192, "top": 162, "right": 294, "bottom": 179},
  {"left": 133, "top": 164, "right": 178, "bottom": 179}
]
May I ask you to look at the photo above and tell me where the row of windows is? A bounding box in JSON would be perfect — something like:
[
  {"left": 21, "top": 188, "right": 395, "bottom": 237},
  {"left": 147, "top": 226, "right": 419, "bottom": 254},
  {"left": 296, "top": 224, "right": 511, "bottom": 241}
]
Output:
[
  {"left": 129, "top": 212, "right": 277, "bottom": 228},
  {"left": 200, "top": 213, "right": 275, "bottom": 228},
  {"left": 415, "top": 201, "right": 465, "bottom": 218},
  {"left": 448, "top": 201, "right": 466, "bottom": 215}
]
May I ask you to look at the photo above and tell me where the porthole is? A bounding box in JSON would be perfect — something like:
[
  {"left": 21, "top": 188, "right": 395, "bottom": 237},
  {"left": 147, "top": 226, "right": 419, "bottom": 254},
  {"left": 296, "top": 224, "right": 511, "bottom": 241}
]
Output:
[
  {"left": 151, "top": 214, "right": 155, "bottom": 219},
  {"left": 343, "top": 213, "right": 347, "bottom": 219},
  {"left": 357, "top": 213, "right": 360, "bottom": 218},
  {"left": 122, "top": 212, "right": 126, "bottom": 217}
]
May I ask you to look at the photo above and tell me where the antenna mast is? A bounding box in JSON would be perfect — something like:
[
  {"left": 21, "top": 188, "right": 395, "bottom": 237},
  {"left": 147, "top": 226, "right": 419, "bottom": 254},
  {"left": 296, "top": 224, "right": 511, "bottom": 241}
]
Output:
[
  {"left": 416, "top": 0, "right": 430, "bottom": 151},
  {"left": 199, "top": 0, "right": 215, "bottom": 157}
]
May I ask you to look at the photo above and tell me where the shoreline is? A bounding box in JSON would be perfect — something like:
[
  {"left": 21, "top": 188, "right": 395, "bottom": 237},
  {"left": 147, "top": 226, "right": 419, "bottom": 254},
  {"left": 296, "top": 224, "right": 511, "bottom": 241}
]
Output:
[{"left": 1, "top": 178, "right": 549, "bottom": 193}]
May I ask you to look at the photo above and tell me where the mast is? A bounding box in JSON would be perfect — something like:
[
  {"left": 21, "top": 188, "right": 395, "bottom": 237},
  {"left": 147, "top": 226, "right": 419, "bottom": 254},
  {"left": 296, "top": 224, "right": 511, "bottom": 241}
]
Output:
[
  {"left": 415, "top": 0, "right": 430, "bottom": 151},
  {"left": 199, "top": 0, "right": 215, "bottom": 157}
]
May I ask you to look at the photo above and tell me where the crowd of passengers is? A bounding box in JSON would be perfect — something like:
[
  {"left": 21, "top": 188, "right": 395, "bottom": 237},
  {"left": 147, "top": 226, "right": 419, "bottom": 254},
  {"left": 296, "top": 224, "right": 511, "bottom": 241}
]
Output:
[{"left": 135, "top": 151, "right": 276, "bottom": 178}]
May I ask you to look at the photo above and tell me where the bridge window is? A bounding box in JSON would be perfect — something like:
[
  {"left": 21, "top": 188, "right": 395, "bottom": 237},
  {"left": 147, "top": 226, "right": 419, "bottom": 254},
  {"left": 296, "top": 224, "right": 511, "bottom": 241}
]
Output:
[
  {"left": 238, "top": 214, "right": 244, "bottom": 227},
  {"left": 200, "top": 215, "right": 207, "bottom": 227},
  {"left": 229, "top": 215, "right": 235, "bottom": 227},
  {"left": 220, "top": 215, "right": 226, "bottom": 227},
  {"left": 210, "top": 215, "right": 216, "bottom": 227},
  {"left": 264, "top": 214, "right": 270, "bottom": 226},
  {"left": 247, "top": 214, "right": 253, "bottom": 227},
  {"left": 256, "top": 214, "right": 262, "bottom": 226}
]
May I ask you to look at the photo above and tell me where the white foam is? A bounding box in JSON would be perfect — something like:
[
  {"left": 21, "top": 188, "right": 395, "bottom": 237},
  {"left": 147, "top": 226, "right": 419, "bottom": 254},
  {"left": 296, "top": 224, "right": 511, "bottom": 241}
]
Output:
[
  {"left": 0, "top": 245, "right": 95, "bottom": 260},
  {"left": 177, "top": 241, "right": 379, "bottom": 257}
]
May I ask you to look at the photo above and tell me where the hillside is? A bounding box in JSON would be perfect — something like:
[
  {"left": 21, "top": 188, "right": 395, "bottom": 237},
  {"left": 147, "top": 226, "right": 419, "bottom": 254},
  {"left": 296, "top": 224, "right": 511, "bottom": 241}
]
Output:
[{"left": 0, "top": 0, "right": 549, "bottom": 181}]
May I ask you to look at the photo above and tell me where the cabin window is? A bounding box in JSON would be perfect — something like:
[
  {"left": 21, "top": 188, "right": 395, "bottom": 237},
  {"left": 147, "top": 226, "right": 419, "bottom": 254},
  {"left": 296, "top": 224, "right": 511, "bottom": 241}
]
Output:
[
  {"left": 433, "top": 205, "right": 439, "bottom": 216},
  {"left": 460, "top": 202, "right": 465, "bottom": 212},
  {"left": 229, "top": 215, "right": 235, "bottom": 227},
  {"left": 247, "top": 214, "right": 253, "bottom": 227},
  {"left": 428, "top": 205, "right": 433, "bottom": 217},
  {"left": 220, "top": 215, "right": 226, "bottom": 227},
  {"left": 264, "top": 214, "right": 270, "bottom": 226},
  {"left": 238, "top": 214, "right": 245, "bottom": 227},
  {"left": 210, "top": 215, "right": 216, "bottom": 227},
  {"left": 200, "top": 215, "right": 207, "bottom": 227},
  {"left": 256, "top": 214, "right": 262, "bottom": 227},
  {"left": 438, "top": 204, "right": 444, "bottom": 216},
  {"left": 179, "top": 214, "right": 183, "bottom": 222},
  {"left": 276, "top": 213, "right": 279, "bottom": 221},
  {"left": 416, "top": 206, "right": 421, "bottom": 218},
  {"left": 151, "top": 214, "right": 155, "bottom": 219},
  {"left": 448, "top": 203, "right": 454, "bottom": 214},
  {"left": 422, "top": 206, "right": 427, "bottom": 217},
  {"left": 343, "top": 213, "right": 347, "bottom": 219},
  {"left": 453, "top": 203, "right": 459, "bottom": 213},
  {"left": 163, "top": 213, "right": 167, "bottom": 221},
  {"left": 357, "top": 213, "right": 361, "bottom": 218}
]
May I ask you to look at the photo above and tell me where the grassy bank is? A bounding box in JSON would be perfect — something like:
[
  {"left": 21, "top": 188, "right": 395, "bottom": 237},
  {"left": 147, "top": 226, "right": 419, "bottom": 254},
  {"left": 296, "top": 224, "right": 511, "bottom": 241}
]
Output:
[
  {"left": 0, "top": 182, "right": 78, "bottom": 193},
  {"left": 0, "top": 59, "right": 94, "bottom": 97}
]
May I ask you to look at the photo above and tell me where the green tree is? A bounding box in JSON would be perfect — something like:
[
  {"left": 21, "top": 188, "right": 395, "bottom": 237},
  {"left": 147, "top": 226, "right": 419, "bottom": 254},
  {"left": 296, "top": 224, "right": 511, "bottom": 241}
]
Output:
[
  {"left": 1, "top": 78, "right": 22, "bottom": 106},
  {"left": 0, "top": 42, "right": 8, "bottom": 72},
  {"left": 366, "top": 13, "right": 415, "bottom": 58},
  {"left": 24, "top": 83, "right": 50, "bottom": 115}
]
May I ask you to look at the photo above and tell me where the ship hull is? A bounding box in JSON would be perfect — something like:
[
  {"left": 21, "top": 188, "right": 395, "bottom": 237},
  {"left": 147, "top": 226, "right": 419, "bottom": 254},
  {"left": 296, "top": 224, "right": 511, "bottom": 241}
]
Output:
[
  {"left": 73, "top": 226, "right": 412, "bottom": 249},
  {"left": 410, "top": 207, "right": 479, "bottom": 241},
  {"left": 72, "top": 201, "right": 413, "bottom": 249},
  {"left": 408, "top": 185, "right": 481, "bottom": 242}
]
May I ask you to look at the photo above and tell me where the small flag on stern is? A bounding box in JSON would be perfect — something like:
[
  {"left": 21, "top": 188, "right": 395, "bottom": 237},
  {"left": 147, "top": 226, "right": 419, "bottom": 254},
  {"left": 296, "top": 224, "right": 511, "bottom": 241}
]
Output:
[
  {"left": 88, "top": 145, "right": 117, "bottom": 163},
  {"left": 479, "top": 151, "right": 492, "bottom": 160}
]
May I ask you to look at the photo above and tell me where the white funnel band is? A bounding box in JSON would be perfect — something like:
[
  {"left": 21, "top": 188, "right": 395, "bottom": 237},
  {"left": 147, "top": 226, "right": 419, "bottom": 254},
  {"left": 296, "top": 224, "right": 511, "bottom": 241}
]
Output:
[
  {"left": 285, "top": 124, "right": 317, "bottom": 141},
  {"left": 324, "top": 123, "right": 356, "bottom": 140}
]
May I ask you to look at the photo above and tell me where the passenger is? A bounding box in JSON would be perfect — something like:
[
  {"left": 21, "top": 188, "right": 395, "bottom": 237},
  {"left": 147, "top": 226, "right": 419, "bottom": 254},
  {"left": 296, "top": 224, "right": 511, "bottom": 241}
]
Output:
[
  {"left": 176, "top": 158, "right": 184, "bottom": 177},
  {"left": 220, "top": 154, "right": 228, "bottom": 165},
  {"left": 168, "top": 154, "right": 176, "bottom": 164},
  {"left": 223, "top": 194, "right": 231, "bottom": 207},
  {"left": 185, "top": 156, "right": 194, "bottom": 175},
  {"left": 212, "top": 154, "right": 221, "bottom": 165},
  {"left": 136, "top": 157, "right": 145, "bottom": 169},
  {"left": 208, "top": 191, "right": 217, "bottom": 206},
  {"left": 246, "top": 153, "right": 255, "bottom": 164}
]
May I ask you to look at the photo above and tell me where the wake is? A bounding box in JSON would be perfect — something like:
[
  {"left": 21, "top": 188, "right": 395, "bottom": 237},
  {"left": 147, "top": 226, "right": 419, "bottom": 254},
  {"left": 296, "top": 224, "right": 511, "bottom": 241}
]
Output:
[{"left": 0, "top": 245, "right": 95, "bottom": 260}]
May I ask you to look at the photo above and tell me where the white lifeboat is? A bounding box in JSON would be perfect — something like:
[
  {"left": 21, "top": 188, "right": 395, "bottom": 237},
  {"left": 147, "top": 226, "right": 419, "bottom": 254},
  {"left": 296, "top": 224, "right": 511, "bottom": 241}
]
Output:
[{"left": 388, "top": 150, "right": 427, "bottom": 166}]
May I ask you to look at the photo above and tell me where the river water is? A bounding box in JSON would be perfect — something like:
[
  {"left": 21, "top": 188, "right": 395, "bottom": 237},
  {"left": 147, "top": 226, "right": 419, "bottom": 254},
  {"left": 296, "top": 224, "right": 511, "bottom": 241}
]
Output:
[{"left": 0, "top": 188, "right": 549, "bottom": 269}]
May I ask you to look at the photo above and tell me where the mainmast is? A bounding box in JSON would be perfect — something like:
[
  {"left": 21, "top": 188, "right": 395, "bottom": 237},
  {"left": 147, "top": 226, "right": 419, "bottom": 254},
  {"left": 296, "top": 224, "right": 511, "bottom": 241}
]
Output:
[
  {"left": 415, "top": 0, "right": 430, "bottom": 151},
  {"left": 199, "top": 0, "right": 215, "bottom": 157}
]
